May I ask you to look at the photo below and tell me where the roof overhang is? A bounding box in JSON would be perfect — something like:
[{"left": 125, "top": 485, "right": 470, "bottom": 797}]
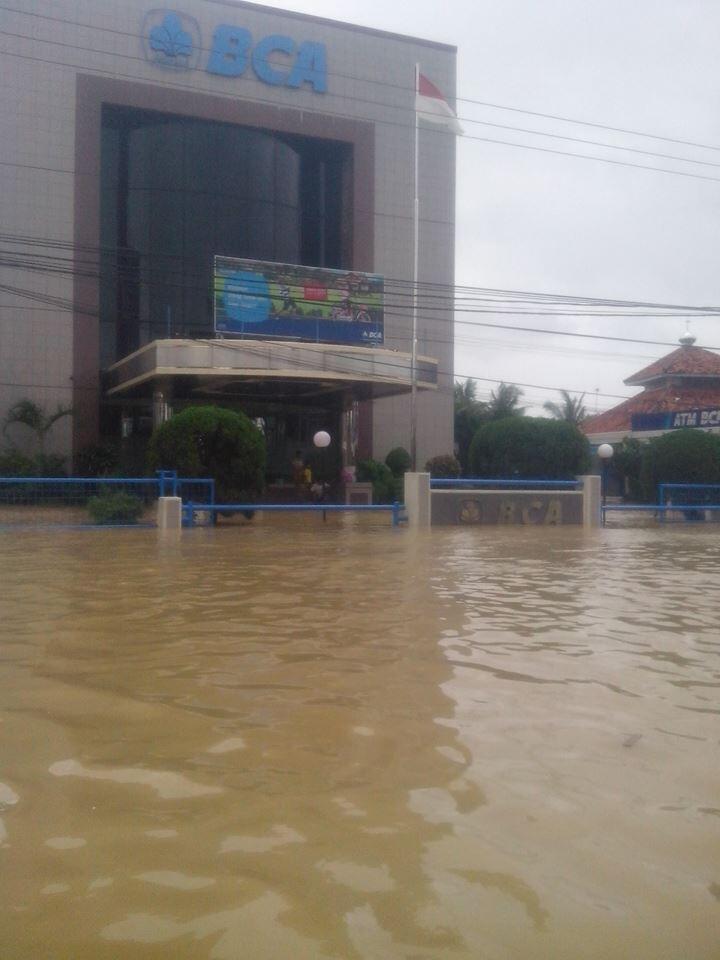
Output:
[
  {"left": 105, "top": 338, "right": 438, "bottom": 403},
  {"left": 624, "top": 373, "right": 720, "bottom": 387}
]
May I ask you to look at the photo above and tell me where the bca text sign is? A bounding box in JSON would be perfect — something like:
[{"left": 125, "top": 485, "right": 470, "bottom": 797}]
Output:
[
  {"left": 143, "top": 10, "right": 327, "bottom": 92},
  {"left": 431, "top": 492, "right": 584, "bottom": 526}
]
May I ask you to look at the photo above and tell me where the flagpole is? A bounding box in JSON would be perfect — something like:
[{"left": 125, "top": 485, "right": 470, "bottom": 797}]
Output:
[{"left": 410, "top": 62, "right": 420, "bottom": 471}]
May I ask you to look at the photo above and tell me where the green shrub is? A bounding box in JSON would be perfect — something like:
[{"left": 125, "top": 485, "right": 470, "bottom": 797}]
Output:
[
  {"left": 0, "top": 449, "right": 35, "bottom": 477},
  {"left": 147, "top": 405, "right": 266, "bottom": 499},
  {"left": 385, "top": 446, "right": 411, "bottom": 477},
  {"left": 425, "top": 454, "right": 461, "bottom": 478},
  {"left": 75, "top": 441, "right": 119, "bottom": 477},
  {"left": 612, "top": 437, "right": 643, "bottom": 501},
  {"left": 639, "top": 429, "right": 720, "bottom": 502},
  {"left": 356, "top": 458, "right": 396, "bottom": 503},
  {"left": 468, "top": 417, "right": 590, "bottom": 478},
  {"left": 0, "top": 450, "right": 66, "bottom": 477},
  {"left": 87, "top": 489, "right": 144, "bottom": 525},
  {"left": 32, "top": 453, "right": 67, "bottom": 477}
]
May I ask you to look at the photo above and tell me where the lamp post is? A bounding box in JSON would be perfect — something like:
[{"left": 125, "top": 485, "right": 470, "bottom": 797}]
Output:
[
  {"left": 313, "top": 430, "right": 331, "bottom": 515},
  {"left": 598, "top": 443, "right": 614, "bottom": 524}
]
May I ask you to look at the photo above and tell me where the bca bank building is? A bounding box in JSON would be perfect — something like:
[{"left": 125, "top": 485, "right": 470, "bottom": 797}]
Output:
[{"left": 1, "top": 0, "right": 457, "bottom": 477}]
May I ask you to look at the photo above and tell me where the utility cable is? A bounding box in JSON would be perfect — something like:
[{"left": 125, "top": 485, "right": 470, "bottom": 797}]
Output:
[
  {"left": 2, "top": 44, "right": 720, "bottom": 185},
  {"left": 2, "top": 25, "right": 720, "bottom": 172},
  {"left": 3, "top": 1, "right": 720, "bottom": 155}
]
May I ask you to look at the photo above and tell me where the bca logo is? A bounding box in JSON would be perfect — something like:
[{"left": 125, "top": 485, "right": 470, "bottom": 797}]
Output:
[
  {"left": 142, "top": 9, "right": 327, "bottom": 93},
  {"left": 142, "top": 10, "right": 202, "bottom": 71}
]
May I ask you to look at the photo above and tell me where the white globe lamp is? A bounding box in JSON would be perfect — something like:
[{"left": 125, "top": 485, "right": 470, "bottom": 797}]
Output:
[
  {"left": 313, "top": 430, "right": 331, "bottom": 448},
  {"left": 597, "top": 443, "right": 614, "bottom": 517}
]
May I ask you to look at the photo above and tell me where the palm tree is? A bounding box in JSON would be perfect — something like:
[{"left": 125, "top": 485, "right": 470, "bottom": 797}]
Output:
[
  {"left": 454, "top": 378, "right": 478, "bottom": 406},
  {"left": 543, "top": 390, "right": 587, "bottom": 425},
  {"left": 3, "top": 399, "right": 73, "bottom": 454},
  {"left": 454, "top": 379, "right": 488, "bottom": 474},
  {"left": 488, "top": 382, "right": 525, "bottom": 420}
]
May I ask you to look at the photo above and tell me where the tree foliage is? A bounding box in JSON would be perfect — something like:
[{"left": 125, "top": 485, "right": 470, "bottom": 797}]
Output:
[
  {"left": 3, "top": 399, "right": 72, "bottom": 454},
  {"left": 74, "top": 441, "right": 120, "bottom": 478},
  {"left": 425, "top": 454, "right": 461, "bottom": 478},
  {"left": 468, "top": 416, "right": 590, "bottom": 479},
  {"left": 384, "top": 446, "right": 411, "bottom": 477},
  {"left": 87, "top": 490, "right": 144, "bottom": 525},
  {"left": 356, "top": 458, "right": 396, "bottom": 503},
  {"left": 639, "top": 429, "right": 720, "bottom": 501},
  {"left": 487, "top": 382, "right": 525, "bottom": 420},
  {"left": 612, "top": 437, "right": 643, "bottom": 500},
  {"left": 543, "top": 390, "right": 587, "bottom": 425},
  {"left": 147, "top": 405, "right": 266, "bottom": 498},
  {"left": 454, "top": 378, "right": 488, "bottom": 475}
]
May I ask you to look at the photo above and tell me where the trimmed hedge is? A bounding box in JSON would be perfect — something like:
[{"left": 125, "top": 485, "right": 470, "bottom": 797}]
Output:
[
  {"left": 147, "top": 406, "right": 266, "bottom": 499},
  {"left": 385, "top": 446, "right": 411, "bottom": 477},
  {"left": 425, "top": 454, "right": 461, "bottom": 478},
  {"left": 356, "top": 458, "right": 396, "bottom": 503},
  {"left": 639, "top": 429, "right": 720, "bottom": 501},
  {"left": 87, "top": 489, "right": 144, "bottom": 525},
  {"left": 469, "top": 416, "right": 590, "bottom": 478}
]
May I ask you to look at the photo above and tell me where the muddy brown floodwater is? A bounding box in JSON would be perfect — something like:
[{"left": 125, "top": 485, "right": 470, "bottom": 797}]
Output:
[{"left": 1, "top": 521, "right": 719, "bottom": 959}]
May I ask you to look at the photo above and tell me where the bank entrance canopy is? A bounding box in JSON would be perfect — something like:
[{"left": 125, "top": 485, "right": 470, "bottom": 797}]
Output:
[{"left": 105, "top": 339, "right": 438, "bottom": 403}]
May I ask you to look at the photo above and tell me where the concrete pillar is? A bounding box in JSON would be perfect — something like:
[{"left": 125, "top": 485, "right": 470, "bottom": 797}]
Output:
[
  {"left": 157, "top": 496, "right": 182, "bottom": 530},
  {"left": 404, "top": 472, "right": 431, "bottom": 527},
  {"left": 579, "top": 474, "right": 601, "bottom": 528},
  {"left": 152, "top": 380, "right": 173, "bottom": 429}
]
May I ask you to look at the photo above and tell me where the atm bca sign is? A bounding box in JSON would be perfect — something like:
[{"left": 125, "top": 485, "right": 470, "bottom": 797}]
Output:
[{"left": 143, "top": 10, "right": 327, "bottom": 93}]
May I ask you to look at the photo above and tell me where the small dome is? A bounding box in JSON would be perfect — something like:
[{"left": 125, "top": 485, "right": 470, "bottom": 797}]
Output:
[{"left": 679, "top": 329, "right": 696, "bottom": 347}]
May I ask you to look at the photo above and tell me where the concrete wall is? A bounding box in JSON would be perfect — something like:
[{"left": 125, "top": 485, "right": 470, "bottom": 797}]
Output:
[
  {"left": 431, "top": 490, "right": 585, "bottom": 526},
  {"left": 403, "top": 474, "right": 602, "bottom": 527},
  {"left": 0, "top": 0, "right": 456, "bottom": 464}
]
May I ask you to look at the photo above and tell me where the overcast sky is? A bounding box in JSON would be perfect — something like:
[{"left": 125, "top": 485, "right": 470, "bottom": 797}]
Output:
[{"left": 259, "top": 0, "right": 720, "bottom": 413}]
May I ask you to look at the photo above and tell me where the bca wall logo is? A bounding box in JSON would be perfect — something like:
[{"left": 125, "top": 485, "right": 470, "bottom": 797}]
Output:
[
  {"left": 142, "top": 9, "right": 328, "bottom": 93},
  {"left": 142, "top": 10, "right": 202, "bottom": 71}
]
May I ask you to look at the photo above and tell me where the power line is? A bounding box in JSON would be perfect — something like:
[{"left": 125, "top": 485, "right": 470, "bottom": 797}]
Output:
[
  {"left": 2, "top": 230, "right": 720, "bottom": 315},
  {"left": 0, "top": 280, "right": 697, "bottom": 356},
  {"left": 3, "top": 1, "right": 720, "bottom": 155},
  {"left": 0, "top": 299, "right": 666, "bottom": 362},
  {"left": 3, "top": 251, "right": 720, "bottom": 356},
  {"left": 0, "top": 275, "right": 644, "bottom": 400},
  {"left": 3, "top": 24, "right": 720, "bottom": 173},
  {"left": 454, "top": 374, "right": 629, "bottom": 400},
  {"left": 3, "top": 256, "right": 720, "bottom": 348},
  {"left": 2, "top": 44, "right": 720, "bottom": 186}
]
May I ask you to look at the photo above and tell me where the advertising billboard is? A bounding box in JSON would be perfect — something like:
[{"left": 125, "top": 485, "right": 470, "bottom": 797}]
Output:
[{"left": 213, "top": 257, "right": 384, "bottom": 346}]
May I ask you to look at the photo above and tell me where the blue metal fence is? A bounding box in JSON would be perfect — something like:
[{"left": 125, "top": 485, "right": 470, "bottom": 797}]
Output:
[
  {"left": 430, "top": 478, "right": 580, "bottom": 489},
  {"left": 182, "top": 501, "right": 406, "bottom": 527},
  {"left": 658, "top": 482, "right": 720, "bottom": 508},
  {"left": 603, "top": 482, "right": 720, "bottom": 524},
  {"left": 0, "top": 471, "right": 214, "bottom": 527}
]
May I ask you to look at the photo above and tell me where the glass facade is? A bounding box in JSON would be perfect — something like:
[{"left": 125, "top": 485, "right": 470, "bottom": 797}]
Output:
[{"left": 100, "top": 106, "right": 352, "bottom": 365}]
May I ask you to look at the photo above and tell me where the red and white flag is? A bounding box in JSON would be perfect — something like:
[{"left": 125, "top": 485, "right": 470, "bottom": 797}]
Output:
[{"left": 415, "top": 73, "right": 463, "bottom": 134}]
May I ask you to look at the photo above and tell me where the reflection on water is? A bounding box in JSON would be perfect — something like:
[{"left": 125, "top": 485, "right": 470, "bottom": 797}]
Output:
[{"left": 1, "top": 523, "right": 719, "bottom": 958}]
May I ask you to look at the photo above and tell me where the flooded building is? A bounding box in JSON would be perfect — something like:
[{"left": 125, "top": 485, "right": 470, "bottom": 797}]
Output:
[
  {"left": 582, "top": 333, "right": 720, "bottom": 446},
  {"left": 1, "top": 1, "right": 457, "bottom": 475}
]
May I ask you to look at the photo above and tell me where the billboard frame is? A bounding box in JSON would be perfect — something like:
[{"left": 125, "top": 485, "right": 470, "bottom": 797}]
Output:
[{"left": 213, "top": 256, "right": 384, "bottom": 347}]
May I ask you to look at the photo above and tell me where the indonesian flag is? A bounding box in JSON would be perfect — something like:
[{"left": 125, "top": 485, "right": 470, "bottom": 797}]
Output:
[{"left": 416, "top": 73, "right": 463, "bottom": 134}]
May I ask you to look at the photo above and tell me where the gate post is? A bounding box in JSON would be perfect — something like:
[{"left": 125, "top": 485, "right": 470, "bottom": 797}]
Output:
[
  {"left": 578, "top": 474, "right": 601, "bottom": 528},
  {"left": 404, "top": 472, "right": 431, "bottom": 527},
  {"left": 157, "top": 496, "right": 182, "bottom": 530}
]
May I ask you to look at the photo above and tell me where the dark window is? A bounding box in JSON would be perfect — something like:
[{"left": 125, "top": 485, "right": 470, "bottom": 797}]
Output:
[{"left": 100, "top": 106, "right": 352, "bottom": 362}]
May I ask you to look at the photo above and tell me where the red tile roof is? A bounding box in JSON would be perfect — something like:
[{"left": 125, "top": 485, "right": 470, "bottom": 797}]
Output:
[
  {"left": 582, "top": 384, "right": 720, "bottom": 435},
  {"left": 625, "top": 345, "right": 720, "bottom": 385}
]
